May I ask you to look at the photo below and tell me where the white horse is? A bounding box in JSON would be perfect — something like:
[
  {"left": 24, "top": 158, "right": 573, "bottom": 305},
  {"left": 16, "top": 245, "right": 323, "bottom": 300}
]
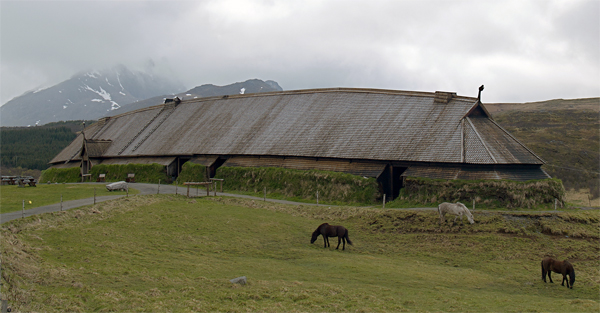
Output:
[{"left": 438, "top": 202, "right": 474, "bottom": 225}]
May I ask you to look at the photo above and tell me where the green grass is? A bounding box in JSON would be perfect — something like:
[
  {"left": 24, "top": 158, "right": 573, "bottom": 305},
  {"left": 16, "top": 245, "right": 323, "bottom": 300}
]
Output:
[
  {"left": 0, "top": 184, "right": 139, "bottom": 214},
  {"left": 1, "top": 195, "right": 598, "bottom": 312}
]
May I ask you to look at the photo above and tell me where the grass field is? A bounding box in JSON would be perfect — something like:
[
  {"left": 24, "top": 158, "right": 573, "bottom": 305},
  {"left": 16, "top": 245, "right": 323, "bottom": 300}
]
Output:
[
  {"left": 1, "top": 195, "right": 598, "bottom": 312},
  {"left": 0, "top": 184, "right": 138, "bottom": 214}
]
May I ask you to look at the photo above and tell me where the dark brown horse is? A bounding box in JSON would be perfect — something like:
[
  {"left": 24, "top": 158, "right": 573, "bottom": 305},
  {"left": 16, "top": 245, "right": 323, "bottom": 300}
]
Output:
[
  {"left": 311, "top": 223, "right": 353, "bottom": 250},
  {"left": 541, "top": 257, "right": 575, "bottom": 289}
]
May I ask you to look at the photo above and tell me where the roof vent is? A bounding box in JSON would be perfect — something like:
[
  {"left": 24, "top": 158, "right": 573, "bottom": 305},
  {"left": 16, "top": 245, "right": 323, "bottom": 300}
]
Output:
[{"left": 434, "top": 91, "right": 456, "bottom": 104}]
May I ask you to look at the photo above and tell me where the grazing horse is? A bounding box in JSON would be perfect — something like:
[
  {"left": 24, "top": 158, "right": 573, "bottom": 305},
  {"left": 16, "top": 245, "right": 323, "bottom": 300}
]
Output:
[
  {"left": 541, "top": 257, "right": 575, "bottom": 289},
  {"left": 438, "top": 202, "right": 474, "bottom": 225},
  {"left": 310, "top": 223, "right": 353, "bottom": 250}
]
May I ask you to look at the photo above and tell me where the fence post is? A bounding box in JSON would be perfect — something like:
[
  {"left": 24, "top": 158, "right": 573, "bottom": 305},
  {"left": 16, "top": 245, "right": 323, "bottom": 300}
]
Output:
[
  {"left": 554, "top": 198, "right": 557, "bottom": 210},
  {"left": 316, "top": 191, "right": 319, "bottom": 205},
  {"left": 176, "top": 181, "right": 178, "bottom": 195},
  {"left": 473, "top": 199, "right": 475, "bottom": 211},
  {"left": 157, "top": 179, "right": 160, "bottom": 194},
  {"left": 22, "top": 200, "right": 24, "bottom": 218},
  {"left": 94, "top": 187, "right": 96, "bottom": 205},
  {"left": 383, "top": 194, "right": 386, "bottom": 209},
  {"left": 61, "top": 195, "right": 63, "bottom": 211},
  {"left": 264, "top": 187, "right": 266, "bottom": 201}
]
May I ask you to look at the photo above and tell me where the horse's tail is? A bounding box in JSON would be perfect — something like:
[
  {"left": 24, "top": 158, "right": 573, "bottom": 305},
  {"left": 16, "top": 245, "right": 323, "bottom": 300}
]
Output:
[
  {"left": 541, "top": 260, "right": 545, "bottom": 280},
  {"left": 566, "top": 261, "right": 576, "bottom": 286},
  {"left": 571, "top": 267, "right": 576, "bottom": 286},
  {"left": 345, "top": 229, "right": 353, "bottom": 246}
]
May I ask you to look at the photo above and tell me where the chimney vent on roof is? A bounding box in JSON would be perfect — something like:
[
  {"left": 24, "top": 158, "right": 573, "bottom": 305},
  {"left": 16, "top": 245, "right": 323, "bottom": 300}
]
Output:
[{"left": 434, "top": 91, "right": 456, "bottom": 104}]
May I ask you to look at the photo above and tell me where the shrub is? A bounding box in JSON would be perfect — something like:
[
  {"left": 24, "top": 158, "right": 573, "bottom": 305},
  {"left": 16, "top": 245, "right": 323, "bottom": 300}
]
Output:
[
  {"left": 177, "top": 162, "right": 208, "bottom": 183},
  {"left": 395, "top": 177, "right": 565, "bottom": 209},
  {"left": 39, "top": 167, "right": 81, "bottom": 183},
  {"left": 215, "top": 166, "right": 381, "bottom": 204}
]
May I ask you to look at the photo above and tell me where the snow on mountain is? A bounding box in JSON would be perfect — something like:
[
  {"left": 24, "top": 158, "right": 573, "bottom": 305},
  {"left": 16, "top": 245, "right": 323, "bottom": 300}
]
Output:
[{"left": 0, "top": 65, "right": 185, "bottom": 127}]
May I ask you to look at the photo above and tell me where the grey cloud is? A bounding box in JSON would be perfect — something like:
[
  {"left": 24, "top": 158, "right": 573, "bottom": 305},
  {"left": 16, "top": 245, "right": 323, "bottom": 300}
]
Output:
[{"left": 1, "top": 0, "right": 598, "bottom": 105}]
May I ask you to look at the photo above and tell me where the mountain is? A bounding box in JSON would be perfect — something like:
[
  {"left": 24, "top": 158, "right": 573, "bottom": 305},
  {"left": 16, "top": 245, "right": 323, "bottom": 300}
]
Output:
[
  {"left": 107, "top": 79, "right": 283, "bottom": 116},
  {"left": 0, "top": 65, "right": 185, "bottom": 127}
]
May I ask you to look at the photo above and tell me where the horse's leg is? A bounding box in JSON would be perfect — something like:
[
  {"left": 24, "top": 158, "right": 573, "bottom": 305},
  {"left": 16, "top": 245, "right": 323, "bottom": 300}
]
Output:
[
  {"left": 562, "top": 273, "right": 568, "bottom": 287},
  {"left": 342, "top": 236, "right": 346, "bottom": 250},
  {"left": 548, "top": 271, "right": 553, "bottom": 283},
  {"left": 323, "top": 236, "right": 328, "bottom": 248},
  {"left": 336, "top": 236, "right": 341, "bottom": 250}
]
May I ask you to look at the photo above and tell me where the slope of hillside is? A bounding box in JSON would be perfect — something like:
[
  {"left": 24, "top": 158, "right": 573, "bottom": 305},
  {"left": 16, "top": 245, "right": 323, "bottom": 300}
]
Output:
[{"left": 488, "top": 98, "right": 600, "bottom": 198}]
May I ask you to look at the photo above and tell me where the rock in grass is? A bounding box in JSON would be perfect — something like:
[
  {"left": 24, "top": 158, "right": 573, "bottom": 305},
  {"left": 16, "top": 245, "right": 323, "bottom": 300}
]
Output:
[{"left": 230, "top": 276, "right": 247, "bottom": 285}]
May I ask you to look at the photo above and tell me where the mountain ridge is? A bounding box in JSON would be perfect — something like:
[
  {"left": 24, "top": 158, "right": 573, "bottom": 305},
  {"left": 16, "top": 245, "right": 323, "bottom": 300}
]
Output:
[{"left": 0, "top": 65, "right": 185, "bottom": 127}]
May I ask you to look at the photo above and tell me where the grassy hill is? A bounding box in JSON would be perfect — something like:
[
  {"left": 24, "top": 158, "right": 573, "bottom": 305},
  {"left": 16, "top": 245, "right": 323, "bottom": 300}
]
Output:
[
  {"left": 1, "top": 195, "right": 598, "bottom": 311},
  {"left": 487, "top": 98, "right": 599, "bottom": 200}
]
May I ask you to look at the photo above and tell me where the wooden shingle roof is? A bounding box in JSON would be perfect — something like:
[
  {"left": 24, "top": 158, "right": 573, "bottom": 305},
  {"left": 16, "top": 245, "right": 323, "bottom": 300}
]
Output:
[{"left": 50, "top": 88, "right": 544, "bottom": 166}]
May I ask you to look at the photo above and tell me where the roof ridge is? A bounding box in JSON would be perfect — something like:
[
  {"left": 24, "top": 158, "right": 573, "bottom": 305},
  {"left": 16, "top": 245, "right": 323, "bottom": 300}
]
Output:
[{"left": 178, "top": 87, "right": 479, "bottom": 104}]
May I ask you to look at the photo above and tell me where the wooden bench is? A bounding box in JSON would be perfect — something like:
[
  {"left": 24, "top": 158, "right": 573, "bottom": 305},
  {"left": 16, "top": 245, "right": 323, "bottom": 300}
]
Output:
[
  {"left": 97, "top": 174, "right": 106, "bottom": 182},
  {"left": 209, "top": 178, "right": 224, "bottom": 195},
  {"left": 126, "top": 173, "right": 135, "bottom": 183},
  {"left": 82, "top": 174, "right": 91, "bottom": 182},
  {"left": 184, "top": 182, "right": 213, "bottom": 197}
]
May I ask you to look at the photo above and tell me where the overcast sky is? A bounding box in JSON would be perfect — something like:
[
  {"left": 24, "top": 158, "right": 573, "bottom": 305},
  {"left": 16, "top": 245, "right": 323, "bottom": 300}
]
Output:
[{"left": 1, "top": 0, "right": 598, "bottom": 105}]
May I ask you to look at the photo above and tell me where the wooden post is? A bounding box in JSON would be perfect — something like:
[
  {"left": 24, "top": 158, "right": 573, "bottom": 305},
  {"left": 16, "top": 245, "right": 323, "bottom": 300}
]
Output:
[
  {"left": 264, "top": 187, "right": 266, "bottom": 201},
  {"left": 94, "top": 187, "right": 96, "bottom": 205},
  {"left": 383, "top": 194, "right": 386, "bottom": 209},
  {"left": 206, "top": 183, "right": 209, "bottom": 197},
  {"left": 213, "top": 182, "right": 216, "bottom": 196},
  {"left": 554, "top": 198, "right": 557, "bottom": 210},
  {"left": 22, "top": 200, "right": 24, "bottom": 218},
  {"left": 316, "top": 190, "right": 319, "bottom": 205},
  {"left": 176, "top": 181, "right": 178, "bottom": 195},
  {"left": 157, "top": 179, "right": 160, "bottom": 194},
  {"left": 472, "top": 199, "right": 475, "bottom": 211},
  {"left": 187, "top": 185, "right": 190, "bottom": 198},
  {"left": 61, "top": 195, "right": 63, "bottom": 211}
]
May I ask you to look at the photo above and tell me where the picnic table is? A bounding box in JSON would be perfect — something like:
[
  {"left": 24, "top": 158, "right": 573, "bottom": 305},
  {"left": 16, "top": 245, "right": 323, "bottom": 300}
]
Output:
[
  {"left": 12, "top": 176, "right": 37, "bottom": 187},
  {"left": 1, "top": 176, "right": 17, "bottom": 185}
]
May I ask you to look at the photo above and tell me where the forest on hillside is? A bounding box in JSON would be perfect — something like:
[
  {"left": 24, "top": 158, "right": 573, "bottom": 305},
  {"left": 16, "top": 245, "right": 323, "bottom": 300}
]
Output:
[{"left": 0, "top": 121, "right": 91, "bottom": 172}]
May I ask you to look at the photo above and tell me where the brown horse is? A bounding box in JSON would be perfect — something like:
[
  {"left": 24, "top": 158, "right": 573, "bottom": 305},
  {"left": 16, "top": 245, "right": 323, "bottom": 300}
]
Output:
[
  {"left": 541, "top": 257, "right": 575, "bottom": 289},
  {"left": 311, "top": 223, "right": 353, "bottom": 250}
]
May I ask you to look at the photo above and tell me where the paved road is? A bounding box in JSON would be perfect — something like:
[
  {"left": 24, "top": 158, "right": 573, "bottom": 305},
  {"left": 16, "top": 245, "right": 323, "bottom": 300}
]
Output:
[
  {"left": 1, "top": 183, "right": 376, "bottom": 224},
  {"left": 6, "top": 182, "right": 584, "bottom": 225}
]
